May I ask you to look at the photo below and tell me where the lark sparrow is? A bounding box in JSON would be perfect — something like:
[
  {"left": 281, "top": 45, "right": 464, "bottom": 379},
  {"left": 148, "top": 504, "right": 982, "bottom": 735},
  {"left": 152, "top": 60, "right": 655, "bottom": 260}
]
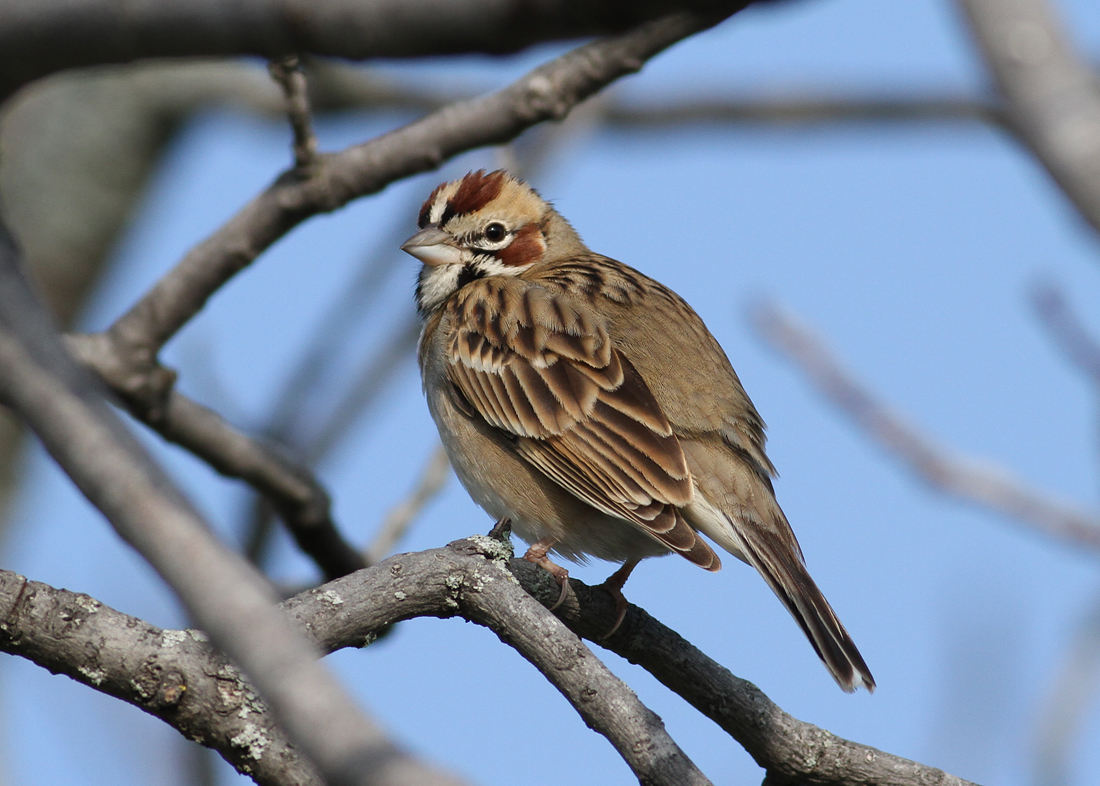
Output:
[{"left": 403, "top": 170, "right": 874, "bottom": 692}]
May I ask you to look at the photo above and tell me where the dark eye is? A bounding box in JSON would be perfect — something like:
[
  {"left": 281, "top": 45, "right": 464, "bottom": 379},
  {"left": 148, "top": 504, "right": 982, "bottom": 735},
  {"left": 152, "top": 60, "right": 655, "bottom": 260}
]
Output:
[{"left": 484, "top": 222, "right": 506, "bottom": 242}]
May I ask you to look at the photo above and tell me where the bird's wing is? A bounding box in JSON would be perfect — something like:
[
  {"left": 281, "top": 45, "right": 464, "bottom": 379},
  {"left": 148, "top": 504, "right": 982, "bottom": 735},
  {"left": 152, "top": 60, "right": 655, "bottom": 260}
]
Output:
[{"left": 444, "top": 277, "right": 718, "bottom": 568}]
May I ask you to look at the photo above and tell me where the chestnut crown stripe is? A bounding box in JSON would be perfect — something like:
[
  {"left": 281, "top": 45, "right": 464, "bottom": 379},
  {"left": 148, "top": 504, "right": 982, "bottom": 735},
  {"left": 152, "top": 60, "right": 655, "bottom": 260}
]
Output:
[{"left": 417, "top": 169, "right": 507, "bottom": 229}]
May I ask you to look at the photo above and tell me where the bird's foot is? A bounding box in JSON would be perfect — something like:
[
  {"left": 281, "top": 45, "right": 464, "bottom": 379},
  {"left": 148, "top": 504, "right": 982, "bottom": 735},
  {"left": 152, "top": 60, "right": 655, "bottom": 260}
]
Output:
[
  {"left": 522, "top": 539, "right": 572, "bottom": 611},
  {"left": 598, "top": 560, "right": 639, "bottom": 638}
]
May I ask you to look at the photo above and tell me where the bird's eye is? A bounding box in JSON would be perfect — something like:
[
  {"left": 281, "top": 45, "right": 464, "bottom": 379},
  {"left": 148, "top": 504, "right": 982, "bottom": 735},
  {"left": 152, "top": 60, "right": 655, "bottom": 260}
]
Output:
[{"left": 484, "top": 222, "right": 506, "bottom": 242}]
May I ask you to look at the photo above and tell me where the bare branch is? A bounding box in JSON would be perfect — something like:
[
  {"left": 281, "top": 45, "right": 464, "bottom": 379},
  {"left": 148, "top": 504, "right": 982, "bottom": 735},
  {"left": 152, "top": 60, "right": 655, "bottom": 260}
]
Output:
[
  {"left": 0, "top": 220, "right": 463, "bottom": 786},
  {"left": 505, "top": 562, "right": 978, "bottom": 786},
  {"left": 364, "top": 446, "right": 450, "bottom": 565},
  {"left": 0, "top": 0, "right": 752, "bottom": 102},
  {"left": 956, "top": 0, "right": 1100, "bottom": 236},
  {"left": 269, "top": 55, "right": 319, "bottom": 171},
  {"left": 107, "top": 12, "right": 737, "bottom": 359},
  {"left": 605, "top": 92, "right": 1003, "bottom": 129},
  {"left": 66, "top": 333, "right": 366, "bottom": 581},
  {"left": 751, "top": 301, "right": 1100, "bottom": 556},
  {"left": 0, "top": 570, "right": 323, "bottom": 786},
  {"left": 1032, "top": 282, "right": 1100, "bottom": 389},
  {"left": 2, "top": 531, "right": 978, "bottom": 786},
  {"left": 1033, "top": 591, "right": 1100, "bottom": 786}
]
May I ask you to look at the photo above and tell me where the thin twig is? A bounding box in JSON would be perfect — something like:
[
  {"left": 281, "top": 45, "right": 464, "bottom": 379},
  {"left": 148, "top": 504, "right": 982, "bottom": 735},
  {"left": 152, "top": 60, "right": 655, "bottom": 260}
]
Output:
[
  {"left": 1032, "top": 282, "right": 1100, "bottom": 389},
  {"left": 305, "top": 314, "right": 421, "bottom": 466},
  {"left": 751, "top": 301, "right": 1100, "bottom": 556},
  {"left": 1032, "top": 591, "right": 1100, "bottom": 786},
  {"left": 65, "top": 334, "right": 365, "bottom": 581},
  {"left": 365, "top": 445, "right": 451, "bottom": 564},
  {"left": 269, "top": 55, "right": 319, "bottom": 170}
]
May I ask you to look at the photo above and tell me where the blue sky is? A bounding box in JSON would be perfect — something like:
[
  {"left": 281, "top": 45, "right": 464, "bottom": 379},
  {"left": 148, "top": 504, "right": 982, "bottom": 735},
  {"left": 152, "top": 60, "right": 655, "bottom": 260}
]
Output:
[{"left": 4, "top": 1, "right": 1100, "bottom": 785}]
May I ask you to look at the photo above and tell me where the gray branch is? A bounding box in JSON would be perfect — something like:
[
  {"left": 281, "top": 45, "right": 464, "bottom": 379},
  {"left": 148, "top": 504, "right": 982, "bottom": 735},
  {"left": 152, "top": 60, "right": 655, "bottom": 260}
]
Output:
[
  {"left": 0, "top": 538, "right": 975, "bottom": 786},
  {"left": 0, "top": 570, "right": 323, "bottom": 786},
  {"left": 56, "top": 12, "right": 742, "bottom": 582},
  {"left": 0, "top": 220, "right": 463, "bottom": 786},
  {"left": 0, "top": 0, "right": 752, "bottom": 102},
  {"left": 108, "top": 11, "right": 735, "bottom": 357},
  {"left": 956, "top": 0, "right": 1100, "bottom": 236},
  {"left": 65, "top": 333, "right": 366, "bottom": 581},
  {"left": 751, "top": 301, "right": 1100, "bottom": 556}
]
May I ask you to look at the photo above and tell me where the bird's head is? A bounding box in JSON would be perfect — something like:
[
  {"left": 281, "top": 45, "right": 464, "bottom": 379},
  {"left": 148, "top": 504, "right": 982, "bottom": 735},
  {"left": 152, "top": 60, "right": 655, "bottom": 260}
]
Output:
[{"left": 403, "top": 170, "right": 584, "bottom": 314}]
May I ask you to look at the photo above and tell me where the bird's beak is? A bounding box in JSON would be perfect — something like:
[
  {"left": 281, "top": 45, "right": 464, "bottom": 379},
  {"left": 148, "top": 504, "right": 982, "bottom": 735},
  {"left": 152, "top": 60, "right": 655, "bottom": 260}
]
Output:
[{"left": 400, "top": 225, "right": 463, "bottom": 267}]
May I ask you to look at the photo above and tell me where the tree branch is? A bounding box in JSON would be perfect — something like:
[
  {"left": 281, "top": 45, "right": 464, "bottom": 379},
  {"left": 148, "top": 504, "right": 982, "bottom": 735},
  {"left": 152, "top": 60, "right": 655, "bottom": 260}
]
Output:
[
  {"left": 108, "top": 11, "right": 735, "bottom": 358},
  {"left": 751, "top": 301, "right": 1100, "bottom": 556},
  {"left": 0, "top": 0, "right": 753, "bottom": 102},
  {"left": 1032, "top": 282, "right": 1100, "bottom": 390},
  {"left": 1, "top": 538, "right": 974, "bottom": 786},
  {"left": 269, "top": 55, "right": 319, "bottom": 171},
  {"left": 0, "top": 219, "right": 462, "bottom": 786},
  {"left": 956, "top": 0, "right": 1100, "bottom": 236},
  {"left": 364, "top": 445, "right": 450, "bottom": 565},
  {"left": 65, "top": 333, "right": 366, "bottom": 581},
  {"left": 0, "top": 570, "right": 323, "bottom": 786},
  {"left": 57, "top": 12, "right": 742, "bottom": 582}
]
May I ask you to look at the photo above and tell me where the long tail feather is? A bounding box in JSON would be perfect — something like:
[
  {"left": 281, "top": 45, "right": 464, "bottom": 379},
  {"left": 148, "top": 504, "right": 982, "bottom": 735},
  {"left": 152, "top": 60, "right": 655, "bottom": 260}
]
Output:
[{"left": 738, "top": 523, "right": 875, "bottom": 693}]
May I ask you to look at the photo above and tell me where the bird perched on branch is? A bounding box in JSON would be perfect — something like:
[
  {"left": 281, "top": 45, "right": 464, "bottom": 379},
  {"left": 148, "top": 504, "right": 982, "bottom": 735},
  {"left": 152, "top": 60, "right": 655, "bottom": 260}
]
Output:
[{"left": 403, "top": 169, "right": 874, "bottom": 692}]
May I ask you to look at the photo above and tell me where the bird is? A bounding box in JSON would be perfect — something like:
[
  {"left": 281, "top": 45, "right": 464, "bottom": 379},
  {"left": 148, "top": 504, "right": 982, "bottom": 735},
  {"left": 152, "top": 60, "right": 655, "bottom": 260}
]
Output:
[{"left": 402, "top": 169, "right": 874, "bottom": 692}]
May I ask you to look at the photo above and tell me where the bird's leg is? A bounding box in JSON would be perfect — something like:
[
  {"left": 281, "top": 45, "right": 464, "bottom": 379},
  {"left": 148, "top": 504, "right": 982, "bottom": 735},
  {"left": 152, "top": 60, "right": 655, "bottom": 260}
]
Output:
[
  {"left": 599, "top": 559, "right": 640, "bottom": 638},
  {"left": 522, "top": 538, "right": 572, "bottom": 611}
]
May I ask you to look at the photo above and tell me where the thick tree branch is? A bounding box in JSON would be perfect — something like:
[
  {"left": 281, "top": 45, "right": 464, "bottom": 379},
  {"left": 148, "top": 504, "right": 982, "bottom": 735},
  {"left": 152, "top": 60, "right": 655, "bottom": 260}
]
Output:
[
  {"left": 956, "top": 0, "right": 1100, "bottom": 236},
  {"left": 0, "top": 571, "right": 322, "bottom": 786},
  {"left": 1, "top": 539, "right": 973, "bottom": 786},
  {"left": 0, "top": 0, "right": 753, "bottom": 102},
  {"left": 751, "top": 302, "right": 1100, "bottom": 556},
  {"left": 0, "top": 221, "right": 462, "bottom": 786}
]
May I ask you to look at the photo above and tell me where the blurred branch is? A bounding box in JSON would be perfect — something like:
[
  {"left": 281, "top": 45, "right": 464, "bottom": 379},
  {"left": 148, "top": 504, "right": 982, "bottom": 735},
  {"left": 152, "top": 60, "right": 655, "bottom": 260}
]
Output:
[
  {"left": 269, "top": 55, "right": 319, "bottom": 171},
  {"left": 364, "top": 446, "right": 450, "bottom": 565},
  {"left": 1032, "top": 591, "right": 1100, "bottom": 786},
  {"left": 605, "top": 92, "right": 1003, "bottom": 129},
  {"left": 304, "top": 314, "right": 421, "bottom": 466},
  {"left": 751, "top": 301, "right": 1100, "bottom": 556},
  {"left": 66, "top": 334, "right": 366, "bottom": 581},
  {"left": 0, "top": 218, "right": 462, "bottom": 786},
  {"left": 0, "top": 0, "right": 753, "bottom": 102},
  {"left": 1032, "top": 282, "right": 1100, "bottom": 389},
  {"left": 957, "top": 0, "right": 1100, "bottom": 237}
]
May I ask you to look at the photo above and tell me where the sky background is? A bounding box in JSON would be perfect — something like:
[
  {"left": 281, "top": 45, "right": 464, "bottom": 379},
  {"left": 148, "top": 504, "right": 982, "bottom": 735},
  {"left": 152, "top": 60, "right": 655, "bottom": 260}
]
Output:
[{"left": 4, "top": 0, "right": 1100, "bottom": 785}]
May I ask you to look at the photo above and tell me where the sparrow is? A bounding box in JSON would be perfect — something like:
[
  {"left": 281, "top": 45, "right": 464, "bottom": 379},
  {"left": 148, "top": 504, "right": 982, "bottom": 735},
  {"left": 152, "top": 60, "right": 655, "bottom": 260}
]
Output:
[{"left": 402, "top": 169, "right": 874, "bottom": 692}]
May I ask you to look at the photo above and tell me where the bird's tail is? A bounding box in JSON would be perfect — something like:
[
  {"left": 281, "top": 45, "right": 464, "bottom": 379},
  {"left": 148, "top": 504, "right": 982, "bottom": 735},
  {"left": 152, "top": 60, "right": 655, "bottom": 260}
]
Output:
[{"left": 737, "top": 519, "right": 875, "bottom": 693}]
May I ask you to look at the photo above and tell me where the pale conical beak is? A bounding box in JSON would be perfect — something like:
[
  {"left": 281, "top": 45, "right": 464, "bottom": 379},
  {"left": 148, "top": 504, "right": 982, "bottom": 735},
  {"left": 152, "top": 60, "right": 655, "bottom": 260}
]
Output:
[{"left": 400, "top": 225, "right": 463, "bottom": 267}]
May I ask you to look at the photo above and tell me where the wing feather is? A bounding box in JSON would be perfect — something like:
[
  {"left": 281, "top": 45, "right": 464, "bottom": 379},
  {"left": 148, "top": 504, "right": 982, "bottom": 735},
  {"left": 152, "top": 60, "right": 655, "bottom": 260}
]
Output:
[{"left": 446, "top": 278, "right": 715, "bottom": 566}]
